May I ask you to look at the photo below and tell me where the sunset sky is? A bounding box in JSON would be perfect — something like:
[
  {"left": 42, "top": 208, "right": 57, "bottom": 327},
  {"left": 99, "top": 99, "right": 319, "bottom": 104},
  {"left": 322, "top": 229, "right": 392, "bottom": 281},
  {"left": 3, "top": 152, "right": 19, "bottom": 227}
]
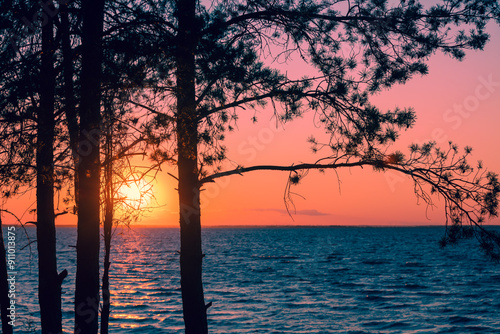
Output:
[
  {"left": 137, "top": 21, "right": 500, "bottom": 228},
  {"left": 4, "top": 23, "right": 500, "bottom": 228}
]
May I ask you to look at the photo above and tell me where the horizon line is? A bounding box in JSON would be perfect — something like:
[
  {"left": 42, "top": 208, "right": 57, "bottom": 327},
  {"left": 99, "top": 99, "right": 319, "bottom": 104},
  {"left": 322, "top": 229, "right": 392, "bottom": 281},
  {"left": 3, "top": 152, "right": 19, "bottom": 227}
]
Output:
[{"left": 6, "top": 224, "right": 500, "bottom": 228}]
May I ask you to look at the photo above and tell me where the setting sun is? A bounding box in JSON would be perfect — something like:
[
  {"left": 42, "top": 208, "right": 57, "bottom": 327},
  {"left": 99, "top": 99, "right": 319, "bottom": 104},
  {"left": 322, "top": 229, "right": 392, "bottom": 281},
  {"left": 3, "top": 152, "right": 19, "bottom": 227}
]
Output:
[{"left": 117, "top": 177, "right": 154, "bottom": 210}]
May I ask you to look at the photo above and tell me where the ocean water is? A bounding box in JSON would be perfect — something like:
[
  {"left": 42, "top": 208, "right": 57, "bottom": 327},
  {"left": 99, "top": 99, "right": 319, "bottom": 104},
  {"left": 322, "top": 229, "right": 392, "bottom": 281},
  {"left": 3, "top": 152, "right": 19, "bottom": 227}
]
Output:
[{"left": 9, "top": 226, "right": 500, "bottom": 333}]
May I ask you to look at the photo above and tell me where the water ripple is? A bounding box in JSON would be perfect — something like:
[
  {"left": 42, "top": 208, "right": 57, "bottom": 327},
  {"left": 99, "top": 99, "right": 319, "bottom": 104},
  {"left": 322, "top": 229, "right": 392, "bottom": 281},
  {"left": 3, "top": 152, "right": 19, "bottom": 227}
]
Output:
[{"left": 10, "top": 226, "right": 500, "bottom": 333}]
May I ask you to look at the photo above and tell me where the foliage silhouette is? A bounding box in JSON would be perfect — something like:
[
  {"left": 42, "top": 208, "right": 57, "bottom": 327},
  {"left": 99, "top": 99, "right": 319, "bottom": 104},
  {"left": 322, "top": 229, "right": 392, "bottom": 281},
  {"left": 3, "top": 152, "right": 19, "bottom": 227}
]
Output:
[
  {"left": 137, "top": 0, "right": 500, "bottom": 331},
  {"left": 0, "top": 1, "right": 167, "bottom": 333}
]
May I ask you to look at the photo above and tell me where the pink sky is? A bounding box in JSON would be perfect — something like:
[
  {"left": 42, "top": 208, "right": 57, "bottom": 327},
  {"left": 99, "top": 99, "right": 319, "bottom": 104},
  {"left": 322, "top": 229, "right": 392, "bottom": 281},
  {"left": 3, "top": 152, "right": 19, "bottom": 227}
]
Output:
[
  {"left": 3, "top": 24, "right": 500, "bottom": 228},
  {"left": 175, "top": 22, "right": 500, "bottom": 227}
]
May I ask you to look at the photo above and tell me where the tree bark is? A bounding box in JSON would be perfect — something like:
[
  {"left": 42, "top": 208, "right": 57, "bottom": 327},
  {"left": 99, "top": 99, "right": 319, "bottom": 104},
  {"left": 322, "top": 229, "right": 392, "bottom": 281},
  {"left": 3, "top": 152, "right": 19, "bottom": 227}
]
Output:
[
  {"left": 75, "top": 0, "right": 105, "bottom": 332},
  {"left": 0, "top": 214, "right": 13, "bottom": 334},
  {"left": 60, "top": 1, "right": 80, "bottom": 205},
  {"left": 100, "top": 112, "right": 113, "bottom": 334},
  {"left": 37, "top": 2, "right": 63, "bottom": 332},
  {"left": 176, "top": 0, "right": 209, "bottom": 332}
]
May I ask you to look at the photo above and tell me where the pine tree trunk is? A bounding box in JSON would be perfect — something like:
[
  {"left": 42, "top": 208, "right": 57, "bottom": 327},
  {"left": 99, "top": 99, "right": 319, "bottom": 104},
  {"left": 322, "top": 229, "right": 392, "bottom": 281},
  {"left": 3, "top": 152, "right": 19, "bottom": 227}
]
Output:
[
  {"left": 37, "top": 4, "right": 63, "bottom": 332},
  {"left": 75, "top": 0, "right": 104, "bottom": 332},
  {"left": 60, "top": 1, "right": 80, "bottom": 205},
  {"left": 0, "top": 214, "right": 13, "bottom": 334},
  {"left": 100, "top": 201, "right": 112, "bottom": 334},
  {"left": 100, "top": 120, "right": 113, "bottom": 334},
  {"left": 176, "top": 0, "right": 209, "bottom": 332}
]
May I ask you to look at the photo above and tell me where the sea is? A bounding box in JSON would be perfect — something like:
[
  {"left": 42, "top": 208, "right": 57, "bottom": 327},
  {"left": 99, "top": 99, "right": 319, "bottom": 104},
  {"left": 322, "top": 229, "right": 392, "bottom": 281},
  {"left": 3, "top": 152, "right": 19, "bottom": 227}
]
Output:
[{"left": 7, "top": 226, "right": 500, "bottom": 333}]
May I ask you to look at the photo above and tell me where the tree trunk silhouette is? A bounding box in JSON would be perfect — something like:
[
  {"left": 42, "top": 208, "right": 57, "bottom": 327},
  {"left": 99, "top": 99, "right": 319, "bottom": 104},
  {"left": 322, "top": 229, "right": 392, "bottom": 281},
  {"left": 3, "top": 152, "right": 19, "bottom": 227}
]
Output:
[
  {"left": 0, "top": 213, "right": 13, "bottom": 334},
  {"left": 75, "top": 0, "right": 104, "bottom": 332},
  {"left": 100, "top": 112, "right": 113, "bottom": 334},
  {"left": 60, "top": 1, "right": 80, "bottom": 205},
  {"left": 176, "top": 0, "right": 209, "bottom": 332},
  {"left": 37, "top": 4, "right": 63, "bottom": 332}
]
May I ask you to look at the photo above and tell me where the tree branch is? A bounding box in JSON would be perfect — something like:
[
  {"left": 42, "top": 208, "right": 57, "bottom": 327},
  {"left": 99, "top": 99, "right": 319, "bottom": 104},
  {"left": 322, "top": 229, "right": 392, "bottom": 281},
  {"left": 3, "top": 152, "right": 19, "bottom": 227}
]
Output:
[
  {"left": 202, "top": 7, "right": 492, "bottom": 37},
  {"left": 202, "top": 10, "right": 380, "bottom": 35},
  {"left": 198, "top": 91, "right": 281, "bottom": 120},
  {"left": 127, "top": 100, "right": 176, "bottom": 123},
  {"left": 200, "top": 159, "right": 383, "bottom": 184}
]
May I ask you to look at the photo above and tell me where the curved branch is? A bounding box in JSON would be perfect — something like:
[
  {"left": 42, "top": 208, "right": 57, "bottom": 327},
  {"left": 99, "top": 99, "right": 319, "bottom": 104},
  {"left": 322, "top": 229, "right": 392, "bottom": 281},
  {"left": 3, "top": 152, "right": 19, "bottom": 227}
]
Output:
[
  {"left": 199, "top": 147, "right": 500, "bottom": 259},
  {"left": 201, "top": 7, "right": 493, "bottom": 37},
  {"left": 127, "top": 100, "right": 176, "bottom": 123},
  {"left": 202, "top": 10, "right": 380, "bottom": 36},
  {"left": 197, "top": 77, "right": 329, "bottom": 120},
  {"left": 200, "top": 159, "right": 383, "bottom": 184},
  {"left": 198, "top": 91, "right": 281, "bottom": 120}
]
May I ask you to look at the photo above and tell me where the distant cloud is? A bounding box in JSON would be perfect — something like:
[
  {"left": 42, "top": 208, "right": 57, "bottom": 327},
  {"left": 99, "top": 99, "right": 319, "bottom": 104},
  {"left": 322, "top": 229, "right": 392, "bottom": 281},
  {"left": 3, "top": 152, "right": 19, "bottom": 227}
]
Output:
[{"left": 253, "top": 208, "right": 331, "bottom": 216}]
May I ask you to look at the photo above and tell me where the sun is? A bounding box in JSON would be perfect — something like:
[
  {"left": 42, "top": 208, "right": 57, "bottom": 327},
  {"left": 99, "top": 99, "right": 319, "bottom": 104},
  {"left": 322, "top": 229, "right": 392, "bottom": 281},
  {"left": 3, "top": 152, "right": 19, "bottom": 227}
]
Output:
[{"left": 117, "top": 177, "right": 153, "bottom": 209}]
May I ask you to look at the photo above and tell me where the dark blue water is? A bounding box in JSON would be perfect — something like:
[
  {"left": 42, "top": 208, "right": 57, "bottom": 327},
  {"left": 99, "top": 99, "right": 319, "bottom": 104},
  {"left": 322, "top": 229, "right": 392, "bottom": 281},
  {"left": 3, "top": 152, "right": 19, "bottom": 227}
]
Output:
[{"left": 10, "top": 226, "right": 500, "bottom": 333}]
